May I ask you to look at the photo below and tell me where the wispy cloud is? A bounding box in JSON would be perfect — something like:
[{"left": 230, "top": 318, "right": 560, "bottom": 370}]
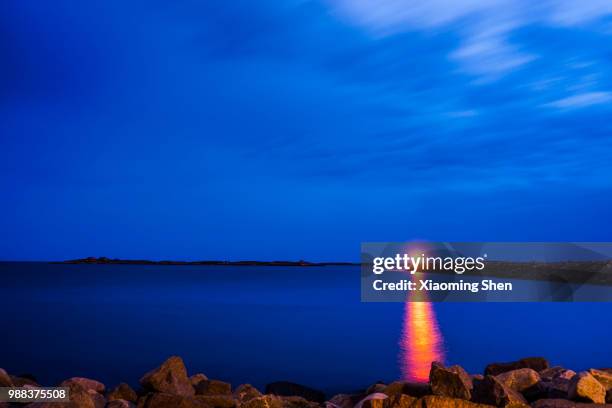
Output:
[{"left": 544, "top": 91, "right": 612, "bottom": 109}]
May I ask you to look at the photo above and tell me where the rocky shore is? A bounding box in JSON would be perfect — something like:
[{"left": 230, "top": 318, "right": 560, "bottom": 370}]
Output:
[{"left": 1, "top": 356, "right": 611, "bottom": 408}]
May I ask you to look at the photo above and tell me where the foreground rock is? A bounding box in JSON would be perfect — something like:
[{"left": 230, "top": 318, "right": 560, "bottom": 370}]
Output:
[
  {"left": 234, "top": 384, "right": 263, "bottom": 403},
  {"left": 266, "top": 381, "right": 325, "bottom": 403},
  {"left": 484, "top": 358, "right": 549, "bottom": 376},
  {"left": 107, "top": 400, "right": 136, "bottom": 408},
  {"left": 0, "top": 368, "right": 12, "bottom": 387},
  {"left": 495, "top": 369, "right": 539, "bottom": 393},
  {"left": 590, "top": 368, "right": 612, "bottom": 391},
  {"left": 242, "top": 394, "right": 319, "bottom": 408},
  {"left": 60, "top": 377, "right": 105, "bottom": 394},
  {"left": 140, "top": 356, "right": 195, "bottom": 397},
  {"left": 532, "top": 398, "right": 612, "bottom": 408},
  {"left": 430, "top": 362, "right": 473, "bottom": 400},
  {"left": 472, "top": 375, "right": 528, "bottom": 408},
  {"left": 383, "top": 381, "right": 431, "bottom": 398},
  {"left": 108, "top": 382, "right": 138, "bottom": 403},
  {"left": 412, "top": 395, "right": 494, "bottom": 408},
  {"left": 194, "top": 379, "right": 232, "bottom": 396},
  {"left": 568, "top": 371, "right": 606, "bottom": 404}
]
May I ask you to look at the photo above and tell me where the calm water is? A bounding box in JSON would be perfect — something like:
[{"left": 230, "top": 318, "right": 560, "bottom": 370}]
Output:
[{"left": 1, "top": 262, "right": 611, "bottom": 395}]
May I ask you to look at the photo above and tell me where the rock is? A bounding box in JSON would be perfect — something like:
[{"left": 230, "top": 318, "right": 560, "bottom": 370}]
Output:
[
  {"left": 87, "top": 389, "right": 106, "bottom": 408},
  {"left": 386, "top": 394, "right": 417, "bottom": 408},
  {"left": 429, "top": 362, "right": 473, "bottom": 400},
  {"left": 539, "top": 367, "right": 575, "bottom": 382},
  {"left": 532, "top": 398, "right": 612, "bottom": 408},
  {"left": 0, "top": 369, "right": 12, "bottom": 387},
  {"left": 60, "top": 377, "right": 106, "bottom": 394},
  {"left": 108, "top": 383, "right": 138, "bottom": 403},
  {"left": 107, "top": 399, "right": 136, "bottom": 408},
  {"left": 234, "top": 384, "right": 263, "bottom": 403},
  {"left": 568, "top": 371, "right": 606, "bottom": 404},
  {"left": 354, "top": 393, "right": 387, "bottom": 408},
  {"left": 195, "top": 394, "right": 237, "bottom": 408},
  {"left": 484, "top": 358, "right": 549, "bottom": 376},
  {"left": 190, "top": 374, "right": 209, "bottom": 389},
  {"left": 280, "top": 396, "right": 321, "bottom": 408},
  {"left": 10, "top": 374, "right": 39, "bottom": 387},
  {"left": 383, "top": 381, "right": 430, "bottom": 398},
  {"left": 194, "top": 379, "right": 232, "bottom": 396},
  {"left": 241, "top": 395, "right": 284, "bottom": 408},
  {"left": 590, "top": 368, "right": 612, "bottom": 390},
  {"left": 495, "top": 368, "right": 540, "bottom": 392},
  {"left": 139, "top": 356, "right": 194, "bottom": 397},
  {"left": 266, "top": 382, "right": 325, "bottom": 403},
  {"left": 608, "top": 389, "right": 612, "bottom": 403},
  {"left": 411, "top": 395, "right": 495, "bottom": 408},
  {"left": 138, "top": 392, "right": 208, "bottom": 408},
  {"left": 472, "top": 375, "right": 528, "bottom": 408},
  {"left": 326, "top": 394, "right": 358, "bottom": 408},
  {"left": 366, "top": 383, "right": 387, "bottom": 395},
  {"left": 525, "top": 367, "right": 576, "bottom": 401},
  {"left": 62, "top": 381, "right": 98, "bottom": 408}
]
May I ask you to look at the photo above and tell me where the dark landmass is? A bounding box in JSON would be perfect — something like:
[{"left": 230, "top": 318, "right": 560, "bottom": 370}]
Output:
[
  {"left": 2, "top": 355, "right": 611, "bottom": 407},
  {"left": 54, "top": 257, "right": 359, "bottom": 267}
]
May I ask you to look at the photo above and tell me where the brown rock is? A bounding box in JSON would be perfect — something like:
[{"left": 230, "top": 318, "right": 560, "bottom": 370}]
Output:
[
  {"left": 280, "top": 396, "right": 321, "bottom": 408},
  {"left": 194, "top": 379, "right": 232, "bottom": 396},
  {"left": 191, "top": 374, "right": 209, "bottom": 389},
  {"left": 608, "top": 389, "right": 612, "bottom": 403},
  {"left": 60, "top": 377, "right": 106, "bottom": 394},
  {"left": 590, "top": 368, "right": 612, "bottom": 390},
  {"left": 411, "top": 395, "right": 495, "bottom": 408},
  {"left": 539, "top": 367, "right": 576, "bottom": 382},
  {"left": 139, "top": 356, "right": 194, "bottom": 397},
  {"left": 234, "top": 384, "right": 263, "bottom": 403},
  {"left": 484, "top": 358, "right": 549, "bottom": 376},
  {"left": 383, "top": 381, "right": 430, "bottom": 398},
  {"left": 354, "top": 393, "right": 387, "bottom": 408},
  {"left": 532, "top": 398, "right": 612, "bottom": 408},
  {"left": 195, "top": 394, "right": 237, "bottom": 408},
  {"left": 0, "top": 369, "right": 12, "bottom": 387},
  {"left": 472, "top": 375, "right": 528, "bottom": 408},
  {"left": 138, "top": 392, "right": 208, "bottom": 408},
  {"left": 10, "top": 375, "right": 39, "bottom": 387},
  {"left": 386, "top": 394, "right": 416, "bottom": 408},
  {"left": 87, "top": 389, "right": 106, "bottom": 408},
  {"left": 241, "top": 395, "right": 284, "bottom": 408},
  {"left": 108, "top": 383, "right": 138, "bottom": 403},
  {"left": 430, "top": 362, "right": 473, "bottom": 400},
  {"left": 366, "top": 383, "right": 387, "bottom": 395},
  {"left": 568, "top": 371, "right": 606, "bottom": 404},
  {"left": 326, "top": 394, "right": 358, "bottom": 408},
  {"left": 107, "top": 399, "right": 136, "bottom": 408},
  {"left": 266, "top": 382, "right": 325, "bottom": 403},
  {"left": 495, "top": 368, "right": 540, "bottom": 392},
  {"left": 62, "top": 381, "right": 97, "bottom": 408}
]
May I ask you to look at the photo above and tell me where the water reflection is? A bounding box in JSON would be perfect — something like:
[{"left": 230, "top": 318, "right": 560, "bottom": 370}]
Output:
[{"left": 399, "top": 299, "right": 445, "bottom": 382}]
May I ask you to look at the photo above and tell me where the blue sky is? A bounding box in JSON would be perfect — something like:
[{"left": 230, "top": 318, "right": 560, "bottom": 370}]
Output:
[{"left": 1, "top": 0, "right": 612, "bottom": 261}]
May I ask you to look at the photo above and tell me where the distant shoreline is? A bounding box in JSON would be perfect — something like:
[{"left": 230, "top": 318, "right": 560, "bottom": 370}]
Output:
[{"left": 51, "top": 257, "right": 360, "bottom": 267}]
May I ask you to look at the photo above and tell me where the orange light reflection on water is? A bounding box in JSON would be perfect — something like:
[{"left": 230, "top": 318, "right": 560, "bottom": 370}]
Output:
[{"left": 399, "top": 298, "right": 445, "bottom": 382}]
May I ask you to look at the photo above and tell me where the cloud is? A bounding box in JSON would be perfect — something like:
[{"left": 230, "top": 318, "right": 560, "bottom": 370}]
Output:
[
  {"left": 326, "top": 0, "right": 612, "bottom": 79},
  {"left": 544, "top": 91, "right": 612, "bottom": 109}
]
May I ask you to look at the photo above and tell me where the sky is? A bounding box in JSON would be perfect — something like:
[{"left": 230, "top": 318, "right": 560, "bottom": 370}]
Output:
[{"left": 1, "top": 0, "right": 612, "bottom": 261}]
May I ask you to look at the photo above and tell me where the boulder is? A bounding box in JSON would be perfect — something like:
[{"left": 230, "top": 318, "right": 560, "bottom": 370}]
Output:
[
  {"left": 525, "top": 368, "right": 576, "bottom": 401},
  {"left": 234, "top": 384, "right": 263, "bottom": 403},
  {"left": 87, "top": 389, "right": 106, "bottom": 408},
  {"left": 241, "top": 395, "right": 284, "bottom": 408},
  {"left": 60, "top": 377, "right": 106, "bottom": 394},
  {"left": 532, "top": 398, "right": 612, "bottom": 408},
  {"left": 484, "top": 357, "right": 549, "bottom": 376},
  {"left": 108, "top": 383, "right": 138, "bottom": 403},
  {"left": 62, "top": 381, "right": 98, "bottom": 408},
  {"left": 366, "top": 383, "right": 387, "bottom": 395},
  {"left": 472, "top": 375, "right": 528, "bottom": 408},
  {"left": 411, "top": 395, "right": 495, "bottom": 408},
  {"left": 10, "top": 375, "right": 39, "bottom": 387},
  {"left": 383, "top": 381, "right": 431, "bottom": 398},
  {"left": 138, "top": 392, "right": 208, "bottom": 408},
  {"left": 495, "top": 368, "right": 540, "bottom": 392},
  {"left": 386, "top": 394, "right": 417, "bottom": 408},
  {"left": 539, "top": 367, "right": 575, "bottom": 382},
  {"left": 326, "top": 394, "right": 359, "bottom": 408},
  {"left": 354, "top": 393, "right": 387, "bottom": 408},
  {"left": 607, "top": 389, "right": 612, "bottom": 403},
  {"left": 194, "top": 379, "right": 232, "bottom": 396},
  {"left": 107, "top": 400, "right": 136, "bottom": 408},
  {"left": 190, "top": 374, "right": 209, "bottom": 389},
  {"left": 266, "top": 382, "right": 325, "bottom": 403},
  {"left": 0, "top": 369, "right": 12, "bottom": 387},
  {"left": 429, "top": 362, "right": 473, "bottom": 400},
  {"left": 590, "top": 368, "right": 612, "bottom": 390},
  {"left": 195, "top": 394, "right": 237, "bottom": 408},
  {"left": 139, "top": 356, "right": 194, "bottom": 397},
  {"left": 280, "top": 396, "right": 321, "bottom": 408},
  {"left": 568, "top": 371, "right": 606, "bottom": 404}
]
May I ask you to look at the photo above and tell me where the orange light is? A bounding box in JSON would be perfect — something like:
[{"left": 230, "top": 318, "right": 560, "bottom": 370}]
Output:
[{"left": 399, "top": 298, "right": 445, "bottom": 382}]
